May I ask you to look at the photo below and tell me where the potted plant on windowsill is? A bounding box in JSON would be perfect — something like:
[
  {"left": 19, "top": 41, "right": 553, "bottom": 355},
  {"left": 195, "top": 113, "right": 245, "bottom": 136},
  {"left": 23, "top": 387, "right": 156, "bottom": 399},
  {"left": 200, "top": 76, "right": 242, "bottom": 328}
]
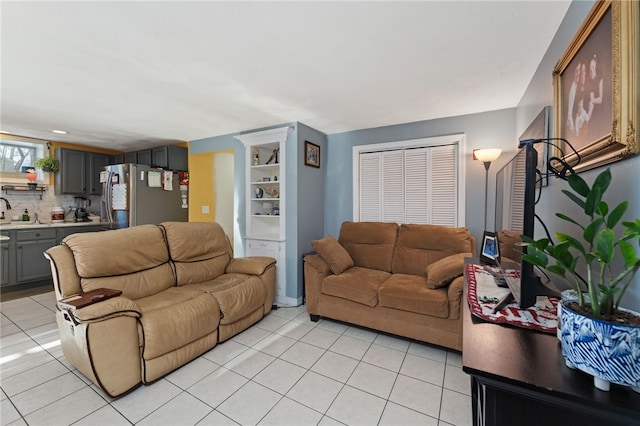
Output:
[
  {"left": 34, "top": 156, "right": 59, "bottom": 173},
  {"left": 521, "top": 168, "right": 640, "bottom": 392}
]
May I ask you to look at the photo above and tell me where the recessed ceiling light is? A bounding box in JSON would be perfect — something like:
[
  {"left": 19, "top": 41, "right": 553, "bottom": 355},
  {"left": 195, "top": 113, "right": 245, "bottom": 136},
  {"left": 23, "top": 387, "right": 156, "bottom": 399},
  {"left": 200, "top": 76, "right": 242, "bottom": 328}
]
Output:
[{"left": 52, "top": 129, "right": 68, "bottom": 134}]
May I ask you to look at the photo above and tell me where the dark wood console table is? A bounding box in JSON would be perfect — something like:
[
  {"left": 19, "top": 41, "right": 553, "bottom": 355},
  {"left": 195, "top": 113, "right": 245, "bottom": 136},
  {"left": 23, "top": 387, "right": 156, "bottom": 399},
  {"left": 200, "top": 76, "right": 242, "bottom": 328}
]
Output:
[{"left": 462, "top": 259, "right": 640, "bottom": 426}]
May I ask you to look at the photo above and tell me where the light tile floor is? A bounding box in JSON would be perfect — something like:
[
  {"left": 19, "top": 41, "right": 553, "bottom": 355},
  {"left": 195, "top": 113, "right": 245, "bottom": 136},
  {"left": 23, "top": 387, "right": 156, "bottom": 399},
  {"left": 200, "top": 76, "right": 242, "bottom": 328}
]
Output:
[{"left": 1, "top": 291, "right": 472, "bottom": 426}]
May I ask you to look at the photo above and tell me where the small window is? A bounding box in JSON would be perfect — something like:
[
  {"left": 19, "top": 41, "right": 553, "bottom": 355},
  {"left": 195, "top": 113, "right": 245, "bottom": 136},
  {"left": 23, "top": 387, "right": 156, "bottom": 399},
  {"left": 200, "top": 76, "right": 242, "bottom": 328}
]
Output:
[{"left": 0, "top": 135, "right": 47, "bottom": 182}]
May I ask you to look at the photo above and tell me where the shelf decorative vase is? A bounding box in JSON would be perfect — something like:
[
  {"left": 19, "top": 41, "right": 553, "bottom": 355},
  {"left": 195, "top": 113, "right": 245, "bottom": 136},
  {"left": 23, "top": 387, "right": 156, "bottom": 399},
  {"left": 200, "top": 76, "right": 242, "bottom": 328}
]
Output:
[
  {"left": 521, "top": 168, "right": 640, "bottom": 392},
  {"left": 560, "top": 302, "right": 640, "bottom": 392},
  {"left": 27, "top": 169, "right": 37, "bottom": 189}
]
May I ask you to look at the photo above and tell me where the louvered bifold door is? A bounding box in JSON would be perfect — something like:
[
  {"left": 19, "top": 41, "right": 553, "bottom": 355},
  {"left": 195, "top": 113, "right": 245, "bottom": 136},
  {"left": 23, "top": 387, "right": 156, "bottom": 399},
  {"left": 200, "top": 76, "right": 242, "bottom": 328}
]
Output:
[
  {"left": 381, "top": 150, "right": 404, "bottom": 223},
  {"left": 404, "top": 147, "right": 429, "bottom": 224},
  {"left": 359, "top": 152, "right": 382, "bottom": 221},
  {"left": 358, "top": 143, "right": 459, "bottom": 226},
  {"left": 428, "top": 144, "right": 458, "bottom": 227}
]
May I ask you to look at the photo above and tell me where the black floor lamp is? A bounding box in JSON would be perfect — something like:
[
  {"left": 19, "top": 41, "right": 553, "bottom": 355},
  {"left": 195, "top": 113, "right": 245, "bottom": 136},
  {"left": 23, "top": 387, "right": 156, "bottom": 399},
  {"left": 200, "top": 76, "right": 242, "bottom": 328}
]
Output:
[{"left": 473, "top": 148, "right": 502, "bottom": 231}]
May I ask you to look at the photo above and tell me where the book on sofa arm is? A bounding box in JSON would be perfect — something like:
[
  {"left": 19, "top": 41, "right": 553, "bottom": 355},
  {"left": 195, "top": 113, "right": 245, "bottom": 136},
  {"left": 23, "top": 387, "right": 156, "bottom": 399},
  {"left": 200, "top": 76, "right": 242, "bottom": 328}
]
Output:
[{"left": 58, "top": 288, "right": 123, "bottom": 310}]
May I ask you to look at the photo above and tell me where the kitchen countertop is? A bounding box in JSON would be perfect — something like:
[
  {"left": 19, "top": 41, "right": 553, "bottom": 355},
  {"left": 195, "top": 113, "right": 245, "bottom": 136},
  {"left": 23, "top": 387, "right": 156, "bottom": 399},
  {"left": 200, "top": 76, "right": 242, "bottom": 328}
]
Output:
[{"left": 0, "top": 221, "right": 105, "bottom": 230}]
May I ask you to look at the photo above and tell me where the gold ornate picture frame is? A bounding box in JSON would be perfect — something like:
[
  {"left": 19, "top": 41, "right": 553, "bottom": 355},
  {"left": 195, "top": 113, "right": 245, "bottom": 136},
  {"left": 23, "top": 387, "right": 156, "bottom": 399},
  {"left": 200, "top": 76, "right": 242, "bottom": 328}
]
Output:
[{"left": 552, "top": 0, "right": 638, "bottom": 172}]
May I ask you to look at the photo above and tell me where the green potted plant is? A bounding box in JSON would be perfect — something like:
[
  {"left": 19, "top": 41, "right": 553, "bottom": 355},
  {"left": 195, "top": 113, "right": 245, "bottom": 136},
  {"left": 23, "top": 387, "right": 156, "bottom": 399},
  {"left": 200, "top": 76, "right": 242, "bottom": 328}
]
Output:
[
  {"left": 34, "top": 156, "right": 59, "bottom": 173},
  {"left": 520, "top": 167, "right": 640, "bottom": 392}
]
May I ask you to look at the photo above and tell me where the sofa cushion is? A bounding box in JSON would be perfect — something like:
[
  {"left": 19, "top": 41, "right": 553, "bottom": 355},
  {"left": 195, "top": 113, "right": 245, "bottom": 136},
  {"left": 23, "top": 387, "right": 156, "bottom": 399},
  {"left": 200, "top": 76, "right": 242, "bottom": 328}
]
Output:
[
  {"left": 338, "top": 222, "right": 399, "bottom": 272},
  {"left": 206, "top": 276, "right": 267, "bottom": 325},
  {"left": 392, "top": 224, "right": 474, "bottom": 276},
  {"left": 136, "top": 287, "right": 220, "bottom": 360},
  {"left": 425, "top": 253, "right": 467, "bottom": 289},
  {"left": 498, "top": 230, "right": 523, "bottom": 263},
  {"left": 312, "top": 235, "right": 354, "bottom": 274},
  {"left": 80, "top": 263, "right": 176, "bottom": 300},
  {"left": 378, "top": 274, "right": 450, "bottom": 318},
  {"left": 64, "top": 224, "right": 169, "bottom": 277},
  {"left": 321, "top": 266, "right": 390, "bottom": 307},
  {"left": 162, "top": 221, "right": 233, "bottom": 284},
  {"left": 63, "top": 224, "right": 175, "bottom": 298}
]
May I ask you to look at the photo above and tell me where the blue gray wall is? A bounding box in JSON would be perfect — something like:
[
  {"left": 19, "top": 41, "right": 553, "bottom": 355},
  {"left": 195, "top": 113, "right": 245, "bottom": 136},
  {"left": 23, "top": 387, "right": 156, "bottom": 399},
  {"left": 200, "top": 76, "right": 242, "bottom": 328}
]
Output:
[
  {"left": 517, "top": 0, "right": 640, "bottom": 312},
  {"left": 190, "top": 122, "right": 326, "bottom": 304},
  {"left": 325, "top": 107, "right": 516, "bottom": 248}
]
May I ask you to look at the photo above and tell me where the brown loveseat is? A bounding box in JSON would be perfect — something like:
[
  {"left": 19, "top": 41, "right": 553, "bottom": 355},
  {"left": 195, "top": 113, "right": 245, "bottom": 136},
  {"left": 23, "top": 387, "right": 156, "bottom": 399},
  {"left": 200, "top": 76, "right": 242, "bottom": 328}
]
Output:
[
  {"left": 304, "top": 222, "right": 475, "bottom": 351},
  {"left": 44, "top": 222, "right": 276, "bottom": 397}
]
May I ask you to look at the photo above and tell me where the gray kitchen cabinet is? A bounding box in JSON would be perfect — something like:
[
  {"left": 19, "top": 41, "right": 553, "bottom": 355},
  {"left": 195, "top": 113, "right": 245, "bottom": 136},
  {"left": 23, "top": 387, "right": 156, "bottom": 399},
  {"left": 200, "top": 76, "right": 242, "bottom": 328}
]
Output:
[
  {"left": 55, "top": 148, "right": 110, "bottom": 195},
  {"left": 88, "top": 152, "right": 110, "bottom": 195},
  {"left": 123, "top": 152, "right": 137, "bottom": 163},
  {"left": 152, "top": 145, "right": 188, "bottom": 170},
  {"left": 0, "top": 231, "right": 13, "bottom": 287},
  {"left": 110, "top": 154, "right": 124, "bottom": 165},
  {"left": 136, "top": 149, "right": 152, "bottom": 166},
  {"left": 57, "top": 225, "right": 103, "bottom": 242},
  {"left": 0, "top": 225, "right": 105, "bottom": 290},
  {"left": 16, "top": 228, "right": 56, "bottom": 283},
  {"left": 55, "top": 148, "right": 87, "bottom": 194}
]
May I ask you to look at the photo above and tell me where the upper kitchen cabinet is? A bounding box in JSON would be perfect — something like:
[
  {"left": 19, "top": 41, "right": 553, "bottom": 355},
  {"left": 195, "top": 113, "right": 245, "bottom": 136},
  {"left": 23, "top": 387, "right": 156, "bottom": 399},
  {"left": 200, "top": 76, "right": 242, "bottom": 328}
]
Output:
[
  {"left": 123, "top": 152, "right": 137, "bottom": 164},
  {"left": 54, "top": 148, "right": 110, "bottom": 195},
  {"left": 152, "top": 145, "right": 188, "bottom": 171},
  {"left": 120, "top": 145, "right": 188, "bottom": 171},
  {"left": 136, "top": 149, "right": 152, "bottom": 166},
  {"left": 88, "top": 152, "right": 110, "bottom": 194},
  {"left": 110, "top": 154, "right": 124, "bottom": 165}
]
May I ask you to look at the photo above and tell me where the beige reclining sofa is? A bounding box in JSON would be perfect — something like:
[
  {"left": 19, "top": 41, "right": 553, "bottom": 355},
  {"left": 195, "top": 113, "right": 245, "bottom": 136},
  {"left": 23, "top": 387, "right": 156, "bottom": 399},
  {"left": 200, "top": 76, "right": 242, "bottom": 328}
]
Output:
[
  {"left": 45, "top": 221, "right": 276, "bottom": 397},
  {"left": 304, "top": 222, "right": 475, "bottom": 351}
]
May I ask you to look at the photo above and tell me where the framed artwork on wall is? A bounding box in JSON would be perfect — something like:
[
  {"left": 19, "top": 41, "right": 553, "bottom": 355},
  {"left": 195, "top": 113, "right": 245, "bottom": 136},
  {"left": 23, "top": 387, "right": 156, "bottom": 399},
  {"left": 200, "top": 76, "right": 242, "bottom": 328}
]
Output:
[
  {"left": 552, "top": 0, "right": 638, "bottom": 173},
  {"left": 304, "top": 141, "right": 320, "bottom": 168}
]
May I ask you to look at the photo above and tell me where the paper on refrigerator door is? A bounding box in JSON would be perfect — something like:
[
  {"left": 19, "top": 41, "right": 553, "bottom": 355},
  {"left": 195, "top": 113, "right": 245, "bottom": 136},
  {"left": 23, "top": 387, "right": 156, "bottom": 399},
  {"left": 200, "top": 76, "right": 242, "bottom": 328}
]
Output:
[
  {"left": 163, "top": 171, "right": 173, "bottom": 190},
  {"left": 112, "top": 183, "right": 128, "bottom": 210}
]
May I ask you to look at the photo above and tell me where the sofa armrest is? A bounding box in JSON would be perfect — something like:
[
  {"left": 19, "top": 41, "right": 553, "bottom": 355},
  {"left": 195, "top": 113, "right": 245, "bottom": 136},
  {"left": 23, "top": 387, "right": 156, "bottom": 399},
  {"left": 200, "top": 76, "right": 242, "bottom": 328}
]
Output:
[
  {"left": 447, "top": 276, "right": 465, "bottom": 320},
  {"left": 226, "top": 257, "right": 276, "bottom": 276},
  {"left": 59, "top": 297, "right": 141, "bottom": 325},
  {"left": 304, "top": 254, "right": 332, "bottom": 313}
]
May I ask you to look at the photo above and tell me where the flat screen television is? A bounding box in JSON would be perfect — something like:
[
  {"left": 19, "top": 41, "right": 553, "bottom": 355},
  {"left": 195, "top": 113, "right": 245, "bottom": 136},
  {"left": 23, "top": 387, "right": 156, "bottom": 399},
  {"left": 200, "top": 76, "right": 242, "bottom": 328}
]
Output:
[{"left": 494, "top": 141, "right": 540, "bottom": 308}]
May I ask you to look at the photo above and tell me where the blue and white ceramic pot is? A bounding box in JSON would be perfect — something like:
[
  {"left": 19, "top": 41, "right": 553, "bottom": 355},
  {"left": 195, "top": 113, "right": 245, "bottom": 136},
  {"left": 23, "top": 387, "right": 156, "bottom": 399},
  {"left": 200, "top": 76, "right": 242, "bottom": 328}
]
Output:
[{"left": 560, "top": 301, "right": 640, "bottom": 392}]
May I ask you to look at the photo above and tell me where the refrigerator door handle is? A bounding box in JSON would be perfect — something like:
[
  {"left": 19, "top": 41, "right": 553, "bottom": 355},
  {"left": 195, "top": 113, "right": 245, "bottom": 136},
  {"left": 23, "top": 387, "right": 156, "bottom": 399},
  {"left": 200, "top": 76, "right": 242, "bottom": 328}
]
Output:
[{"left": 105, "top": 171, "right": 114, "bottom": 224}]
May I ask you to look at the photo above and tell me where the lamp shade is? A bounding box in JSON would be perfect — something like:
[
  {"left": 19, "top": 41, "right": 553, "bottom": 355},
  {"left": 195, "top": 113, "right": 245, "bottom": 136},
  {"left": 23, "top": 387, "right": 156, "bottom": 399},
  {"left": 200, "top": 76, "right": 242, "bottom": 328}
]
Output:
[{"left": 474, "top": 148, "right": 502, "bottom": 162}]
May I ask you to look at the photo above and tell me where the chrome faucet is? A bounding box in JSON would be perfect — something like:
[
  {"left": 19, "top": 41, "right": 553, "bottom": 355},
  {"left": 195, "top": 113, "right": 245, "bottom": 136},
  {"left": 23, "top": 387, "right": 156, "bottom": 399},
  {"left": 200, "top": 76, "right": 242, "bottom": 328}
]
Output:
[
  {"left": 33, "top": 212, "right": 40, "bottom": 224},
  {"left": 0, "top": 197, "right": 11, "bottom": 210}
]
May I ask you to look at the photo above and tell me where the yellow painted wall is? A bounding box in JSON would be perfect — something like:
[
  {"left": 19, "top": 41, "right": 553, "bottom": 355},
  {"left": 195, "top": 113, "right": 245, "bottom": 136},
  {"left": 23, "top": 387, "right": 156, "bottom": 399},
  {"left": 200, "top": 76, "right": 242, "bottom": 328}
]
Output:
[{"left": 189, "top": 151, "right": 215, "bottom": 222}]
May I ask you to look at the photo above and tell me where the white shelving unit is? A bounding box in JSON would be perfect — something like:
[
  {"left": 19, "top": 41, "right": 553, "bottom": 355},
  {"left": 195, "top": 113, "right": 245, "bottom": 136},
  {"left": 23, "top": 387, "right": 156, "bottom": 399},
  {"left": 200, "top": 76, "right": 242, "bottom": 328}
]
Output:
[{"left": 235, "top": 126, "right": 293, "bottom": 306}]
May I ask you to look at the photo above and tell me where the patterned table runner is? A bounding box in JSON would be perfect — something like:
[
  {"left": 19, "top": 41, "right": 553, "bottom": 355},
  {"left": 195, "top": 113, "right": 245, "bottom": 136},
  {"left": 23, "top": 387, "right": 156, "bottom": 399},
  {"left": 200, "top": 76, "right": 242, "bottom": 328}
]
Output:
[{"left": 465, "top": 263, "right": 558, "bottom": 334}]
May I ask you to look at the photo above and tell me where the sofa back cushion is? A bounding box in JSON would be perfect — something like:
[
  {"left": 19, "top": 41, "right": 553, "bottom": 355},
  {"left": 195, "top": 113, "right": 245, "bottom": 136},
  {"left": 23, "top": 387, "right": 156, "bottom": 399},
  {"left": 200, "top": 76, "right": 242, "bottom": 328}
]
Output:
[
  {"left": 392, "top": 224, "right": 474, "bottom": 276},
  {"left": 62, "top": 224, "right": 175, "bottom": 299},
  {"left": 338, "top": 222, "right": 399, "bottom": 272},
  {"left": 161, "top": 221, "right": 232, "bottom": 285},
  {"left": 498, "top": 230, "right": 523, "bottom": 263}
]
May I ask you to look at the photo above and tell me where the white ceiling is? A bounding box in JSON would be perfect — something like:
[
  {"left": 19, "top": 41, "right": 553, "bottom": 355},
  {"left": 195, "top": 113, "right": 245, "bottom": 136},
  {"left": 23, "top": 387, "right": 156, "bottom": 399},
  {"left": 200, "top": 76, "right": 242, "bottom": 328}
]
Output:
[{"left": 1, "top": 1, "right": 571, "bottom": 151}]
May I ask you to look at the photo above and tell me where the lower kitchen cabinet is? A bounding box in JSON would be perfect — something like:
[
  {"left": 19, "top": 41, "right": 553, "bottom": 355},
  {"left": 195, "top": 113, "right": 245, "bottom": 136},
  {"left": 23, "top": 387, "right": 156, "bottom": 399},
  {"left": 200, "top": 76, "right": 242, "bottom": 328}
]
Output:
[
  {"left": 57, "top": 225, "right": 103, "bottom": 241},
  {"left": 1, "top": 232, "right": 12, "bottom": 286},
  {"left": 1, "top": 225, "right": 105, "bottom": 289},
  {"left": 16, "top": 229, "right": 57, "bottom": 283}
]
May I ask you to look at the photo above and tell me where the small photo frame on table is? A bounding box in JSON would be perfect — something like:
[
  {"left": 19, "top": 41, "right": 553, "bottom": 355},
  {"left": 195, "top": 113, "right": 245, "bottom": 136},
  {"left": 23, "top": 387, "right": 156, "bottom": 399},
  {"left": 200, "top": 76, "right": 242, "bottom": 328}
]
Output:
[
  {"left": 480, "top": 231, "right": 500, "bottom": 265},
  {"left": 304, "top": 141, "right": 320, "bottom": 168}
]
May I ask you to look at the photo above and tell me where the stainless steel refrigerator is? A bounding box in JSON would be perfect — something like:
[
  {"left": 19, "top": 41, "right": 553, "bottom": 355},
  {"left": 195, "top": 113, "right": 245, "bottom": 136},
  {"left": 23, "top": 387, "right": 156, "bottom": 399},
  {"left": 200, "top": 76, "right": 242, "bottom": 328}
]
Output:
[{"left": 100, "top": 164, "right": 188, "bottom": 229}]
